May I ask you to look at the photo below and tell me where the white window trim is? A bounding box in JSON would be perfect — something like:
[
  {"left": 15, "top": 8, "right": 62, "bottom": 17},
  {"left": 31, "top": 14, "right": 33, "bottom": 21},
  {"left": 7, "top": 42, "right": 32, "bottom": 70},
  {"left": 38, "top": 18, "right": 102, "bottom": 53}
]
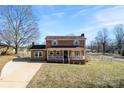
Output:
[
  {"left": 75, "top": 51, "right": 80, "bottom": 57},
  {"left": 73, "top": 40, "right": 80, "bottom": 46},
  {"left": 34, "top": 51, "right": 43, "bottom": 57},
  {"left": 52, "top": 40, "right": 58, "bottom": 46}
]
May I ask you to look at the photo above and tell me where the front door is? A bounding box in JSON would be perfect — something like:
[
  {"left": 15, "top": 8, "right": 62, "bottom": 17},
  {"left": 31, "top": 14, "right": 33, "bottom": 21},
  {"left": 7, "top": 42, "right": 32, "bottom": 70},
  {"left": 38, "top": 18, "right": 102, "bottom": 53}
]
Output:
[{"left": 64, "top": 50, "right": 68, "bottom": 63}]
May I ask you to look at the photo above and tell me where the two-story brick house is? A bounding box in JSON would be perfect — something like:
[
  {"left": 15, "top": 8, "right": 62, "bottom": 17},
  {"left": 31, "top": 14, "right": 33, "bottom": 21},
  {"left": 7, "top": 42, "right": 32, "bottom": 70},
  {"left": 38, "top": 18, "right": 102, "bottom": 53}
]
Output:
[{"left": 30, "top": 33, "right": 86, "bottom": 64}]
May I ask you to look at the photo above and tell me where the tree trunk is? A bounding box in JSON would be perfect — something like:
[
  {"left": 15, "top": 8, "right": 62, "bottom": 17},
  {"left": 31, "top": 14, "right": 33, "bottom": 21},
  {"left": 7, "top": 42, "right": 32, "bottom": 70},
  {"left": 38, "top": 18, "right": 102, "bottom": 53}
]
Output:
[
  {"left": 103, "top": 43, "right": 105, "bottom": 55},
  {"left": 15, "top": 44, "right": 18, "bottom": 54},
  {"left": 118, "top": 47, "right": 121, "bottom": 54},
  {"left": 4, "top": 46, "right": 9, "bottom": 54},
  {"left": 97, "top": 45, "right": 100, "bottom": 53}
]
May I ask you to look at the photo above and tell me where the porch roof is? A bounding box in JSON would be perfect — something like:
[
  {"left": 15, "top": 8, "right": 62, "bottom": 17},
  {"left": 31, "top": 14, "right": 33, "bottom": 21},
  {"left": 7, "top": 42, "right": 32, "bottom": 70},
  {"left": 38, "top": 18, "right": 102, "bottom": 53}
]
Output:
[{"left": 29, "top": 45, "right": 46, "bottom": 49}]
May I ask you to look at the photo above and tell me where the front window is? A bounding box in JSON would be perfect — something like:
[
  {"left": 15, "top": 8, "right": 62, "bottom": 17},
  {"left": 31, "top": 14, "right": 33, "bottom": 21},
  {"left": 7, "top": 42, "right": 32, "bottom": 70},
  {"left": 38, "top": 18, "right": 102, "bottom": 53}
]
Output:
[
  {"left": 50, "top": 51, "right": 53, "bottom": 56},
  {"left": 57, "top": 51, "right": 59, "bottom": 55},
  {"left": 34, "top": 51, "right": 43, "bottom": 57},
  {"left": 35, "top": 51, "right": 38, "bottom": 57},
  {"left": 75, "top": 51, "right": 80, "bottom": 56},
  {"left": 39, "top": 51, "right": 42, "bottom": 57}
]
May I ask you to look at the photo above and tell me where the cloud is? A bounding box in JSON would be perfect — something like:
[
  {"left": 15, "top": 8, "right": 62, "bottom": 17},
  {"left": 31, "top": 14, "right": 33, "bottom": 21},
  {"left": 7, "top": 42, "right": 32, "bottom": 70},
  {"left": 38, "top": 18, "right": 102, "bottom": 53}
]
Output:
[
  {"left": 96, "top": 6, "right": 124, "bottom": 27},
  {"left": 71, "top": 9, "right": 88, "bottom": 18},
  {"left": 41, "top": 12, "right": 64, "bottom": 21},
  {"left": 52, "top": 12, "right": 64, "bottom": 18},
  {"left": 71, "top": 6, "right": 104, "bottom": 18},
  {"left": 80, "top": 6, "right": 124, "bottom": 33},
  {"left": 79, "top": 6, "right": 124, "bottom": 45},
  {"left": 41, "top": 15, "right": 51, "bottom": 20}
]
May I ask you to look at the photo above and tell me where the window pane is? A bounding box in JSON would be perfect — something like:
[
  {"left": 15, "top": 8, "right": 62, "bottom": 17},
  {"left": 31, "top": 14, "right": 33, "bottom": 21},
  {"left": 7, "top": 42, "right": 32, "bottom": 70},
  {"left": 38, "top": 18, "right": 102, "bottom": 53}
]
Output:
[
  {"left": 39, "top": 51, "right": 42, "bottom": 56},
  {"left": 50, "top": 51, "right": 52, "bottom": 55},
  {"left": 35, "top": 51, "right": 38, "bottom": 57},
  {"left": 73, "top": 40, "right": 80, "bottom": 46},
  {"left": 75, "top": 51, "right": 80, "bottom": 56},
  {"left": 57, "top": 51, "right": 59, "bottom": 55},
  {"left": 52, "top": 40, "right": 58, "bottom": 46}
]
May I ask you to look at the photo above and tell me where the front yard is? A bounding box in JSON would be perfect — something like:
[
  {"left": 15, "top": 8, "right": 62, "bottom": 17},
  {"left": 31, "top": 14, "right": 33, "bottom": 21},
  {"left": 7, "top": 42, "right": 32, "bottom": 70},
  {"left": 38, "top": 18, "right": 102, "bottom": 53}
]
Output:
[
  {"left": 27, "top": 58, "right": 124, "bottom": 88},
  {"left": 0, "top": 55, "right": 15, "bottom": 71}
]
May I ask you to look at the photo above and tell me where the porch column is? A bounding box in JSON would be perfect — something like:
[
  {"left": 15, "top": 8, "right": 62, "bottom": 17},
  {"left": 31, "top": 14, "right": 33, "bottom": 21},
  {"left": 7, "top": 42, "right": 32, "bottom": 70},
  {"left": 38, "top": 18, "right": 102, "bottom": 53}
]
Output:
[
  {"left": 47, "top": 50, "right": 49, "bottom": 61},
  {"left": 84, "top": 49, "right": 86, "bottom": 60},
  {"left": 68, "top": 50, "right": 70, "bottom": 64},
  {"left": 80, "top": 50, "right": 81, "bottom": 60},
  {"left": 62, "top": 50, "right": 64, "bottom": 63}
]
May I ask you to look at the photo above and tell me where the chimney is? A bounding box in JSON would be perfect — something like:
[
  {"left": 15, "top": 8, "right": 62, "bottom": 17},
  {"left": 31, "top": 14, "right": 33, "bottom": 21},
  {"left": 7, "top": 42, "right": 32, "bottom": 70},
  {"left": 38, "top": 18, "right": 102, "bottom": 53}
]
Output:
[
  {"left": 32, "top": 42, "right": 34, "bottom": 46},
  {"left": 81, "top": 33, "right": 84, "bottom": 37}
]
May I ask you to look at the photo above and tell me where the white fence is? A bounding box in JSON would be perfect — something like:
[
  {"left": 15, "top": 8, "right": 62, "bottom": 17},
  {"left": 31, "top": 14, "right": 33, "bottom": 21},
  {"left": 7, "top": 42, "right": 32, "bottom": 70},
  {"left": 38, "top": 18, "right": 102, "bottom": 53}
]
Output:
[{"left": 47, "top": 56, "right": 85, "bottom": 61}]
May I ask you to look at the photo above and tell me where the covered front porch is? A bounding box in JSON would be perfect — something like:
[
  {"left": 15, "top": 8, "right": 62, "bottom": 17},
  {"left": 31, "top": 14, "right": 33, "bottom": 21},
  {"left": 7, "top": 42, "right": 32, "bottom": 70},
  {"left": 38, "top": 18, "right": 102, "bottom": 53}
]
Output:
[{"left": 47, "top": 48, "right": 85, "bottom": 64}]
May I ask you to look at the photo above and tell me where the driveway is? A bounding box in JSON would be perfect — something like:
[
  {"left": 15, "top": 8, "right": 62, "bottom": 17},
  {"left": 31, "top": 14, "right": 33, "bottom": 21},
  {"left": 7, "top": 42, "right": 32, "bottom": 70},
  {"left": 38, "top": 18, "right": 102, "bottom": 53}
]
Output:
[{"left": 0, "top": 58, "right": 43, "bottom": 88}]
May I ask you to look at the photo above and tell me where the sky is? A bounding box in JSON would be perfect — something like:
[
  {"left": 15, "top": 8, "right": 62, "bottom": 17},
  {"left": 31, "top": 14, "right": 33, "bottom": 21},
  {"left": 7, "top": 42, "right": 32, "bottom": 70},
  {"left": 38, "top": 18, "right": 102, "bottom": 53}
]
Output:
[{"left": 32, "top": 5, "right": 124, "bottom": 45}]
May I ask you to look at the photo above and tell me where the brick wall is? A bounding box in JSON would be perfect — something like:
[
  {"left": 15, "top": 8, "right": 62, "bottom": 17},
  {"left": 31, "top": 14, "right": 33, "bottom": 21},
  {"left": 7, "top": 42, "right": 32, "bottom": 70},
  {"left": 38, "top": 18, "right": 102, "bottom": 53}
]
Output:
[
  {"left": 46, "top": 39, "right": 85, "bottom": 48},
  {"left": 31, "top": 50, "right": 46, "bottom": 61}
]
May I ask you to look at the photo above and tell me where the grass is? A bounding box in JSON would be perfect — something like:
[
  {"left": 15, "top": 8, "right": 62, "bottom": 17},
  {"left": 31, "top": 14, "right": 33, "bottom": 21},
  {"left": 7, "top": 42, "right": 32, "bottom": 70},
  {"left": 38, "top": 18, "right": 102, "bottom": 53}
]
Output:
[
  {"left": 16, "top": 52, "right": 30, "bottom": 58},
  {"left": 113, "top": 54, "right": 124, "bottom": 59},
  {"left": 0, "top": 55, "right": 15, "bottom": 71},
  {"left": 0, "top": 52, "right": 30, "bottom": 71},
  {"left": 27, "top": 58, "right": 124, "bottom": 88}
]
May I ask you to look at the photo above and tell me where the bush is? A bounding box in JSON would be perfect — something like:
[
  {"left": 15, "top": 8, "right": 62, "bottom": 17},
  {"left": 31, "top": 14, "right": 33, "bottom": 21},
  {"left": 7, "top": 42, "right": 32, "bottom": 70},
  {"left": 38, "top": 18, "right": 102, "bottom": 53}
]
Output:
[{"left": 122, "top": 50, "right": 124, "bottom": 56}]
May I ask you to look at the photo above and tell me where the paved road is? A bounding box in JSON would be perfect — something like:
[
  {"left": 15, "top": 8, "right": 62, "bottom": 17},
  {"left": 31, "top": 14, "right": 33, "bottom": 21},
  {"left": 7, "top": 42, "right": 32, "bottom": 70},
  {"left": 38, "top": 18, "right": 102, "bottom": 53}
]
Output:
[
  {"left": 89, "top": 53, "right": 124, "bottom": 62},
  {"left": 0, "top": 58, "right": 42, "bottom": 88},
  {"left": 101, "top": 55, "right": 124, "bottom": 62}
]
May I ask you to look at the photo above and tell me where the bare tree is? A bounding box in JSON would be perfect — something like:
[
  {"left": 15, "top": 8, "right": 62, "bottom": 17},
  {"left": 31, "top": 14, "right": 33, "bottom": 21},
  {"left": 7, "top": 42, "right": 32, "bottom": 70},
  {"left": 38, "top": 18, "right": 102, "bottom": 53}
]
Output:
[
  {"left": 95, "top": 36, "right": 101, "bottom": 53},
  {"left": 108, "top": 40, "right": 116, "bottom": 53},
  {"left": 113, "top": 24, "right": 124, "bottom": 54},
  {"left": 0, "top": 6, "right": 39, "bottom": 54},
  {"left": 96, "top": 28, "right": 109, "bottom": 54},
  {"left": 0, "top": 29, "right": 13, "bottom": 54}
]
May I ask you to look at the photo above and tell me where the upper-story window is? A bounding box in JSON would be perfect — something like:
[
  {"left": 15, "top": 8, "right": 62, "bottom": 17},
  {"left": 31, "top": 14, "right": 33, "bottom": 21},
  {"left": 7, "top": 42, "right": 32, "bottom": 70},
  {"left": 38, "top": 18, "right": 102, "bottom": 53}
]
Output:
[
  {"left": 73, "top": 40, "right": 80, "bottom": 46},
  {"left": 52, "top": 40, "right": 58, "bottom": 46}
]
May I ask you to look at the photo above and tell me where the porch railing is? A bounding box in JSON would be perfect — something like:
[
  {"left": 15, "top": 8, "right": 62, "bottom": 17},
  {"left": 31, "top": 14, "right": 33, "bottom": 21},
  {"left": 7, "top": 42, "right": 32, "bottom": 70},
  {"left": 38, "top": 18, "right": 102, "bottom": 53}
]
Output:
[
  {"left": 47, "top": 56, "right": 64, "bottom": 60},
  {"left": 69, "top": 56, "right": 85, "bottom": 60},
  {"left": 47, "top": 56, "right": 85, "bottom": 61}
]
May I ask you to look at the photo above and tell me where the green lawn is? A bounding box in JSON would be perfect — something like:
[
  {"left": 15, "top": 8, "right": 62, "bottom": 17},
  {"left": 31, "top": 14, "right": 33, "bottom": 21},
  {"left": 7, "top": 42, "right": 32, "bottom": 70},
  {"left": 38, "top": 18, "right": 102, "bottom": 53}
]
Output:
[
  {"left": 27, "top": 59, "right": 124, "bottom": 88},
  {"left": 113, "top": 54, "right": 124, "bottom": 59}
]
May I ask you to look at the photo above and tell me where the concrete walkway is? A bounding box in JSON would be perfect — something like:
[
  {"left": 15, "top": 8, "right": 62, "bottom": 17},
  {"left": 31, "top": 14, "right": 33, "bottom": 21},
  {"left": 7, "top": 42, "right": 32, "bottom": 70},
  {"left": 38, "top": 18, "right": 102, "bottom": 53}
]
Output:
[{"left": 0, "top": 58, "right": 42, "bottom": 88}]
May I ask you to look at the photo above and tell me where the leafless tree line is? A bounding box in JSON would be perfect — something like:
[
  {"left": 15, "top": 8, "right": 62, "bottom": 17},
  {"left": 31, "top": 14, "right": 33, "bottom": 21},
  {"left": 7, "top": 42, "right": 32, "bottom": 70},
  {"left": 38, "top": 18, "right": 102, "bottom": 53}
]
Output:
[
  {"left": 0, "top": 6, "right": 39, "bottom": 54},
  {"left": 88, "top": 24, "right": 124, "bottom": 56}
]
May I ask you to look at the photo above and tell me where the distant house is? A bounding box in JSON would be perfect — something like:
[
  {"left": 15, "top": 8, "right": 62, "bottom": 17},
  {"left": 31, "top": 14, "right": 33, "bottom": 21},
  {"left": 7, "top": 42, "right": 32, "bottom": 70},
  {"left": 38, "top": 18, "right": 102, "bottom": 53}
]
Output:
[
  {"left": 0, "top": 43, "right": 15, "bottom": 55},
  {"left": 30, "top": 34, "right": 86, "bottom": 64}
]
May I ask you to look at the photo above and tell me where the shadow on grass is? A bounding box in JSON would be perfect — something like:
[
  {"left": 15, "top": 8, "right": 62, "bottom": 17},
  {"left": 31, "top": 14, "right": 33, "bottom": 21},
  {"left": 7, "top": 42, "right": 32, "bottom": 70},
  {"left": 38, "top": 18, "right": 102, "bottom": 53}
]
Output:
[{"left": 12, "top": 57, "right": 43, "bottom": 63}]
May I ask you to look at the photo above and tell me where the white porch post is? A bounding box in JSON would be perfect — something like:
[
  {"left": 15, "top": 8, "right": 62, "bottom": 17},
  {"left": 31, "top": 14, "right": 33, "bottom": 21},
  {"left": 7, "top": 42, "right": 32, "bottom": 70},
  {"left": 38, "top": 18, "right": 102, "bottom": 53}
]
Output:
[
  {"left": 63, "top": 50, "right": 64, "bottom": 63},
  {"left": 68, "top": 50, "right": 70, "bottom": 64},
  {"left": 84, "top": 49, "right": 85, "bottom": 60},
  {"left": 47, "top": 50, "right": 48, "bottom": 61},
  {"left": 80, "top": 50, "right": 81, "bottom": 60}
]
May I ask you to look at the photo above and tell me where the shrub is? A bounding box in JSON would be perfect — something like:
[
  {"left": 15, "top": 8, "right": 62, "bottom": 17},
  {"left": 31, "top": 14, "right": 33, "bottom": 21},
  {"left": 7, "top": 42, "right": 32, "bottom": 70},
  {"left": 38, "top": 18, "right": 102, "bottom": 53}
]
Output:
[{"left": 122, "top": 50, "right": 124, "bottom": 56}]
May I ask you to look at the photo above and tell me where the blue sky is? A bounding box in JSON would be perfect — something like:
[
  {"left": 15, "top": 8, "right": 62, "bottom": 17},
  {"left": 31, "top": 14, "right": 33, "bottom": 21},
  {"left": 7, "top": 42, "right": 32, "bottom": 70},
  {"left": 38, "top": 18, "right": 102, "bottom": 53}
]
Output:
[{"left": 32, "top": 5, "right": 124, "bottom": 45}]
